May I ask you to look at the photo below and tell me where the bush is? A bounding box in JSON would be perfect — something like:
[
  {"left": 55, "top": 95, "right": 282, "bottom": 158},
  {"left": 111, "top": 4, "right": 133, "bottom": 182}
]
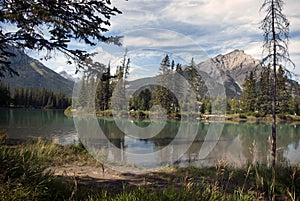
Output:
[
  {"left": 239, "top": 114, "right": 247, "bottom": 119},
  {"left": 278, "top": 113, "right": 287, "bottom": 120}
]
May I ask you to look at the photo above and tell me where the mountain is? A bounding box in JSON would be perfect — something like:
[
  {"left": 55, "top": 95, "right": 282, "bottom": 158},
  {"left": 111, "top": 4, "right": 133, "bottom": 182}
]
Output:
[
  {"left": 211, "top": 50, "right": 261, "bottom": 86},
  {"left": 127, "top": 68, "right": 230, "bottom": 99},
  {"left": 53, "top": 49, "right": 300, "bottom": 99},
  {"left": 2, "top": 47, "right": 297, "bottom": 99},
  {"left": 126, "top": 50, "right": 261, "bottom": 99},
  {"left": 197, "top": 50, "right": 263, "bottom": 97},
  {"left": 0, "top": 47, "right": 74, "bottom": 97},
  {"left": 58, "top": 70, "right": 80, "bottom": 82},
  {"left": 197, "top": 49, "right": 300, "bottom": 99}
]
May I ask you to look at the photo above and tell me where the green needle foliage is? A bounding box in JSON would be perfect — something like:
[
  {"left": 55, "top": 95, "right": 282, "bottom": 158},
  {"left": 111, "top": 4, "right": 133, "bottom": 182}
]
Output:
[{"left": 0, "top": 0, "right": 122, "bottom": 77}]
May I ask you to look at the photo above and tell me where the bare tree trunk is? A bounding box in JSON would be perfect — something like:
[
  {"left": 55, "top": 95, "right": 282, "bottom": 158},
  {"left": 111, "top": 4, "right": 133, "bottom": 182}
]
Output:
[
  {"left": 271, "top": 0, "right": 277, "bottom": 169},
  {"left": 260, "top": 0, "right": 293, "bottom": 199},
  {"left": 270, "top": 3, "right": 277, "bottom": 200}
]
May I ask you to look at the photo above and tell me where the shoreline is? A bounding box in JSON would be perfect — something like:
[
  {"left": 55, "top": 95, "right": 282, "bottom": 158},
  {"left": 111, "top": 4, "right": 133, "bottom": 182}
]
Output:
[{"left": 65, "top": 107, "right": 300, "bottom": 123}]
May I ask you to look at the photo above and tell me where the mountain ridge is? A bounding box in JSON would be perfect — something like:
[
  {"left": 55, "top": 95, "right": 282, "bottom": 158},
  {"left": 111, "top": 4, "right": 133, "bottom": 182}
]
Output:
[
  {"left": 1, "top": 48, "right": 298, "bottom": 99},
  {"left": 0, "top": 47, "right": 74, "bottom": 97}
]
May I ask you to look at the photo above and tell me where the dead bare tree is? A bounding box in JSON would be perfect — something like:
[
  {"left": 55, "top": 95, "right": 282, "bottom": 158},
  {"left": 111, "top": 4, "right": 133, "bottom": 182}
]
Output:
[
  {"left": 260, "top": 0, "right": 294, "bottom": 168},
  {"left": 260, "top": 0, "right": 294, "bottom": 200}
]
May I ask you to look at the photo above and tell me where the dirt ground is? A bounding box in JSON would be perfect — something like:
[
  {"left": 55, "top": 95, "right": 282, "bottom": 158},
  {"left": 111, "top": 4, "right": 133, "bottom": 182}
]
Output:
[{"left": 48, "top": 164, "right": 178, "bottom": 192}]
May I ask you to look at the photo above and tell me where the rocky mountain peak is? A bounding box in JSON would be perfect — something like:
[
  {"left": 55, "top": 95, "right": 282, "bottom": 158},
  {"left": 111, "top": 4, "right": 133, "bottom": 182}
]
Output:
[{"left": 212, "top": 49, "right": 260, "bottom": 70}]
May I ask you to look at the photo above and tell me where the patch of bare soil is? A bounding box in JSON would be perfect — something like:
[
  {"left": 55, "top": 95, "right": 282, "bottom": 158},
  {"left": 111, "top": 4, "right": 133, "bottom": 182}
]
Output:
[{"left": 47, "top": 164, "right": 175, "bottom": 192}]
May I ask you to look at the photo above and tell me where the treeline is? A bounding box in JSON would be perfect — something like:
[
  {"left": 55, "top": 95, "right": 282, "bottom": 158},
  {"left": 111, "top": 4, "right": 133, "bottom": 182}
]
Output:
[
  {"left": 227, "top": 66, "right": 300, "bottom": 116},
  {"left": 129, "top": 55, "right": 212, "bottom": 115},
  {"left": 0, "top": 82, "right": 71, "bottom": 109},
  {"left": 75, "top": 54, "right": 215, "bottom": 115},
  {"left": 76, "top": 53, "right": 300, "bottom": 118}
]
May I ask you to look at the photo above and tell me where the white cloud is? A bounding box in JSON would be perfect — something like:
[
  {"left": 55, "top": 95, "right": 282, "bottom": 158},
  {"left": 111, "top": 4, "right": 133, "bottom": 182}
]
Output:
[
  {"left": 91, "top": 46, "right": 120, "bottom": 66},
  {"left": 22, "top": 0, "right": 300, "bottom": 80}
]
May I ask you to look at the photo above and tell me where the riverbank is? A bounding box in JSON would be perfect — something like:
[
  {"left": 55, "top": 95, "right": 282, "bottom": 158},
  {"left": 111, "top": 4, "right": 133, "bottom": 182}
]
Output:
[
  {"left": 65, "top": 106, "right": 300, "bottom": 122},
  {"left": 1, "top": 134, "right": 299, "bottom": 201}
]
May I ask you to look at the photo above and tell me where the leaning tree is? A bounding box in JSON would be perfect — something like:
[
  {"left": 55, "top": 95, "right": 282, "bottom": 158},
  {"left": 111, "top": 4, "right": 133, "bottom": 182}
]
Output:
[{"left": 0, "top": 0, "right": 122, "bottom": 77}]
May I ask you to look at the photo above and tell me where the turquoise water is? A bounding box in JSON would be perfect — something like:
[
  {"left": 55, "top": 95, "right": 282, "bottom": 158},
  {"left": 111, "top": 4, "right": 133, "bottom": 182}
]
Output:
[{"left": 1, "top": 108, "right": 299, "bottom": 168}]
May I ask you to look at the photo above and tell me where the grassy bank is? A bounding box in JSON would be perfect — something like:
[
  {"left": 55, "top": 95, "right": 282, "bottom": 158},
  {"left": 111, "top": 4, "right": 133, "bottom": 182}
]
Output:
[
  {"left": 1, "top": 134, "right": 299, "bottom": 200},
  {"left": 65, "top": 107, "right": 300, "bottom": 122},
  {"left": 225, "top": 113, "right": 300, "bottom": 122}
]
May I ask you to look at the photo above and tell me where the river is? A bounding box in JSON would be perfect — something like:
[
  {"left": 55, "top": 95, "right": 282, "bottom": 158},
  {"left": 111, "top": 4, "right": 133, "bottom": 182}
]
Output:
[{"left": 1, "top": 108, "right": 300, "bottom": 169}]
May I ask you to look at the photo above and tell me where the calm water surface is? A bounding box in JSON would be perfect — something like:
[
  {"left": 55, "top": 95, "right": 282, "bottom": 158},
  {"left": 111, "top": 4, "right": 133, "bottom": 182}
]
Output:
[
  {"left": 0, "top": 108, "right": 78, "bottom": 145},
  {"left": 1, "top": 108, "right": 300, "bottom": 168}
]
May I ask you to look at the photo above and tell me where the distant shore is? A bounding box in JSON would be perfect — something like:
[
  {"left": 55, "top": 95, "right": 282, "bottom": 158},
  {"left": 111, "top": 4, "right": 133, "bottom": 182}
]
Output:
[{"left": 65, "top": 106, "right": 300, "bottom": 122}]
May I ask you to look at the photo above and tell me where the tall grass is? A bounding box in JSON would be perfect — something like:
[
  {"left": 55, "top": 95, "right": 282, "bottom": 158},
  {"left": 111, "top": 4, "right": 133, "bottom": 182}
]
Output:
[
  {"left": 0, "top": 134, "right": 74, "bottom": 200},
  {"left": 0, "top": 133, "right": 299, "bottom": 200}
]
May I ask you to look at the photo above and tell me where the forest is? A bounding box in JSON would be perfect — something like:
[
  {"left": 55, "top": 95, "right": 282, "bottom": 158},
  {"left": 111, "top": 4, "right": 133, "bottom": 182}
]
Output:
[
  {"left": 76, "top": 54, "right": 300, "bottom": 117},
  {"left": 0, "top": 83, "right": 71, "bottom": 109}
]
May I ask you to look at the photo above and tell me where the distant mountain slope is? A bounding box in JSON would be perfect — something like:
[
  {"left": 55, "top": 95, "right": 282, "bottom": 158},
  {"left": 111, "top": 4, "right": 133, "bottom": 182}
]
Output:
[
  {"left": 0, "top": 47, "right": 74, "bottom": 97},
  {"left": 126, "top": 50, "right": 262, "bottom": 99},
  {"left": 210, "top": 50, "right": 261, "bottom": 86},
  {"left": 197, "top": 50, "right": 263, "bottom": 97},
  {"left": 197, "top": 49, "right": 300, "bottom": 98},
  {"left": 128, "top": 68, "right": 233, "bottom": 99},
  {"left": 58, "top": 70, "right": 80, "bottom": 82}
]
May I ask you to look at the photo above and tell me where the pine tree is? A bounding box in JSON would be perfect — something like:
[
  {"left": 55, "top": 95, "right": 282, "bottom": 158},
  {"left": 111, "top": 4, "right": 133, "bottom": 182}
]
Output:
[
  {"left": 0, "top": 82, "right": 10, "bottom": 106},
  {"left": 241, "top": 71, "right": 257, "bottom": 113},
  {"left": 227, "top": 97, "right": 239, "bottom": 114},
  {"left": 153, "top": 55, "right": 173, "bottom": 113},
  {"left": 129, "top": 88, "right": 152, "bottom": 111},
  {"left": 0, "top": 1, "right": 122, "bottom": 76},
  {"left": 78, "top": 75, "right": 88, "bottom": 109},
  {"left": 276, "top": 65, "right": 291, "bottom": 114},
  {"left": 111, "top": 51, "right": 130, "bottom": 111},
  {"left": 95, "top": 62, "right": 112, "bottom": 111},
  {"left": 292, "top": 97, "right": 300, "bottom": 115},
  {"left": 257, "top": 65, "right": 271, "bottom": 115},
  {"left": 87, "top": 75, "right": 96, "bottom": 111}
]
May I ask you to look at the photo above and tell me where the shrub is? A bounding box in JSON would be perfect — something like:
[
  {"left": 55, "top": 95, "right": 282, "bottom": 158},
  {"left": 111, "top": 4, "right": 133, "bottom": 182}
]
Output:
[{"left": 239, "top": 114, "right": 247, "bottom": 119}]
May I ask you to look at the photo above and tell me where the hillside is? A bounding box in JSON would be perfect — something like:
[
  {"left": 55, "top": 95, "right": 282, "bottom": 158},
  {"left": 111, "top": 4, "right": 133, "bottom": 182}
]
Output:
[
  {"left": 133, "top": 50, "right": 299, "bottom": 99},
  {"left": 197, "top": 50, "right": 300, "bottom": 99},
  {"left": 1, "top": 48, "right": 298, "bottom": 99},
  {"left": 0, "top": 47, "right": 74, "bottom": 97}
]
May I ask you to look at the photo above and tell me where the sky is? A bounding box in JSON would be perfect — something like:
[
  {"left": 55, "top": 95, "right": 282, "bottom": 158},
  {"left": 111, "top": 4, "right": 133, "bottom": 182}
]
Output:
[{"left": 31, "top": 0, "right": 300, "bottom": 81}]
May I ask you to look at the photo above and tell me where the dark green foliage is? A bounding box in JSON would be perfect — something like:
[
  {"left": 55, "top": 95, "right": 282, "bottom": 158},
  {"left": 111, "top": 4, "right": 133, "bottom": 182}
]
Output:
[
  {"left": 276, "top": 66, "right": 292, "bottom": 114},
  {"left": 187, "top": 58, "right": 207, "bottom": 100},
  {"left": 0, "top": 82, "right": 11, "bottom": 106},
  {"left": 231, "top": 67, "right": 299, "bottom": 116},
  {"left": 0, "top": 0, "right": 122, "bottom": 76},
  {"left": 78, "top": 75, "right": 88, "bottom": 108},
  {"left": 257, "top": 65, "right": 272, "bottom": 116},
  {"left": 0, "top": 83, "right": 70, "bottom": 108},
  {"left": 130, "top": 88, "right": 152, "bottom": 111},
  {"left": 152, "top": 55, "right": 175, "bottom": 114},
  {"left": 241, "top": 71, "right": 257, "bottom": 112},
  {"left": 292, "top": 97, "right": 300, "bottom": 115},
  {"left": 227, "top": 97, "right": 240, "bottom": 114},
  {"left": 12, "top": 87, "right": 71, "bottom": 109},
  {"left": 96, "top": 63, "right": 112, "bottom": 111}
]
